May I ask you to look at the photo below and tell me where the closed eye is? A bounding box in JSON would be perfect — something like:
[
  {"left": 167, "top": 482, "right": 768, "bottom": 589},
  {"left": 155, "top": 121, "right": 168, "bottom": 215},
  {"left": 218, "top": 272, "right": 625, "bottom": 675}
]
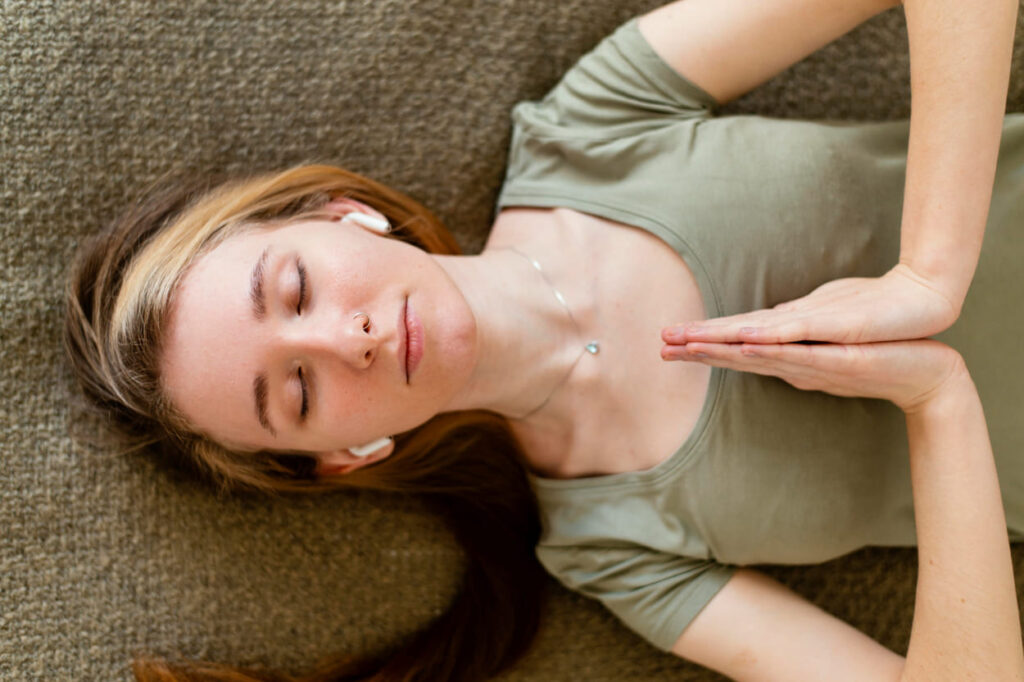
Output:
[
  {"left": 298, "top": 366, "right": 309, "bottom": 420},
  {"left": 296, "top": 258, "right": 309, "bottom": 422},
  {"left": 296, "top": 260, "right": 308, "bottom": 315}
]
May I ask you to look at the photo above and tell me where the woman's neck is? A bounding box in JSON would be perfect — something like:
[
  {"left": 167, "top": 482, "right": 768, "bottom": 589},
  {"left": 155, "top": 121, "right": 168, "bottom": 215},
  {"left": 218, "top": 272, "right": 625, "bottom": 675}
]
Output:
[{"left": 432, "top": 246, "right": 597, "bottom": 427}]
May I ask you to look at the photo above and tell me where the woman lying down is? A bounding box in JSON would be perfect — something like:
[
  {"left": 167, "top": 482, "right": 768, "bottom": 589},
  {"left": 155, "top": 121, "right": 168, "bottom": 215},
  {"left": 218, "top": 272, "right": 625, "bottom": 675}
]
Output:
[{"left": 64, "top": 0, "right": 1024, "bottom": 679}]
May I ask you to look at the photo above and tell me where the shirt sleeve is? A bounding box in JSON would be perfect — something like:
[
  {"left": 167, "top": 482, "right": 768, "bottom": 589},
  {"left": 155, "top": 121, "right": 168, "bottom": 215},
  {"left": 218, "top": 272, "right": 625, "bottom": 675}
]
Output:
[
  {"left": 509, "top": 16, "right": 720, "bottom": 139},
  {"left": 536, "top": 542, "right": 738, "bottom": 653}
]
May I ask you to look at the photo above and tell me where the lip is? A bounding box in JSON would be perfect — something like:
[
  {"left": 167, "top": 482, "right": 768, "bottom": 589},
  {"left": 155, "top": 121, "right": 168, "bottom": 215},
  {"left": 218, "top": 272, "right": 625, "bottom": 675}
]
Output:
[
  {"left": 399, "top": 297, "right": 409, "bottom": 383},
  {"left": 405, "top": 299, "right": 424, "bottom": 380}
]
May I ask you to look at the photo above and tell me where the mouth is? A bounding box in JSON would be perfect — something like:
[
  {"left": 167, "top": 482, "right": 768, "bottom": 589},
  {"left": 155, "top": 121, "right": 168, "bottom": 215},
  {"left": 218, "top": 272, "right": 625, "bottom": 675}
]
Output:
[
  {"left": 405, "top": 298, "right": 424, "bottom": 381},
  {"left": 400, "top": 297, "right": 409, "bottom": 384}
]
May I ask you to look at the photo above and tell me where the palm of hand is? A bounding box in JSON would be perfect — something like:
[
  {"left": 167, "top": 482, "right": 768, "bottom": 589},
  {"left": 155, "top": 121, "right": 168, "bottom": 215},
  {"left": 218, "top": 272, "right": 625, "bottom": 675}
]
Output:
[
  {"left": 667, "top": 264, "right": 959, "bottom": 346},
  {"left": 659, "top": 264, "right": 966, "bottom": 409}
]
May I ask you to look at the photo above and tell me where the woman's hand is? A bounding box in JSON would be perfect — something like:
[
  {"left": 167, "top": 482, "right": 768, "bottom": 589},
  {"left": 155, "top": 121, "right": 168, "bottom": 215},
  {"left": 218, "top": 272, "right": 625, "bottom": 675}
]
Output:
[
  {"left": 662, "top": 337, "right": 966, "bottom": 413},
  {"left": 663, "top": 264, "right": 960, "bottom": 346}
]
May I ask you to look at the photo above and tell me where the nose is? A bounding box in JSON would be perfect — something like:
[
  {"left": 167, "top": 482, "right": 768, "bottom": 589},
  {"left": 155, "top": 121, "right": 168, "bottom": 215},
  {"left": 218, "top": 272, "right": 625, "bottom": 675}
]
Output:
[{"left": 286, "top": 310, "right": 379, "bottom": 369}]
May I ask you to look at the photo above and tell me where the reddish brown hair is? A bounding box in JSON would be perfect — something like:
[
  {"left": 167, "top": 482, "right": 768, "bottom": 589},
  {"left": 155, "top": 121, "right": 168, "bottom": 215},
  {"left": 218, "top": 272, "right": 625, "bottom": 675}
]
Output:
[{"left": 64, "top": 164, "right": 547, "bottom": 681}]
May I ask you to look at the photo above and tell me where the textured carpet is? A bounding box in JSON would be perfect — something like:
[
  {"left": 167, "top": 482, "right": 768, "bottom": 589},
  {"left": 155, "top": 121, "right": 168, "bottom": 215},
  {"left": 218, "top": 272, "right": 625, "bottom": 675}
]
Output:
[{"left": 3, "top": 1, "right": 1024, "bottom": 680}]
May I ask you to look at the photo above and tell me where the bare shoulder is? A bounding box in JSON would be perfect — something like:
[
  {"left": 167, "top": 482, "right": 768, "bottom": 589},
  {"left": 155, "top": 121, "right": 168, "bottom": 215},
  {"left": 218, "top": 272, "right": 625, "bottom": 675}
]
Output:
[
  {"left": 674, "top": 567, "right": 905, "bottom": 682},
  {"left": 635, "top": 0, "right": 898, "bottom": 105}
]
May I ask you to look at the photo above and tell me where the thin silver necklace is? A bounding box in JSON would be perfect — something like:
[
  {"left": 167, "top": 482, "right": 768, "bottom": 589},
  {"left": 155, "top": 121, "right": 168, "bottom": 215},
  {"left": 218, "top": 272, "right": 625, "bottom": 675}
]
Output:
[{"left": 499, "top": 246, "right": 600, "bottom": 420}]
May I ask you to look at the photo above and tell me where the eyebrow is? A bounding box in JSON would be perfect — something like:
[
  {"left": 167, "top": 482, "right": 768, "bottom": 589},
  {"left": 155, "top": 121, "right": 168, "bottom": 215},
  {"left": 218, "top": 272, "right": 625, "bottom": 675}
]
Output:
[
  {"left": 249, "top": 245, "right": 271, "bottom": 321},
  {"left": 249, "top": 246, "right": 277, "bottom": 437},
  {"left": 253, "top": 373, "right": 277, "bottom": 438}
]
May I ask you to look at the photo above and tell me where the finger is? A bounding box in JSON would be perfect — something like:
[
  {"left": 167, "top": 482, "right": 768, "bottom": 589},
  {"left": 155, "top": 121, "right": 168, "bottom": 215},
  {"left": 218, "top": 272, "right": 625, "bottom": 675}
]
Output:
[
  {"left": 662, "top": 308, "right": 786, "bottom": 343},
  {"left": 661, "top": 342, "right": 764, "bottom": 367},
  {"left": 663, "top": 343, "right": 818, "bottom": 385},
  {"left": 747, "top": 311, "right": 874, "bottom": 345},
  {"left": 676, "top": 307, "right": 873, "bottom": 345},
  {"left": 677, "top": 342, "right": 817, "bottom": 371},
  {"left": 668, "top": 315, "right": 807, "bottom": 344},
  {"left": 665, "top": 342, "right": 858, "bottom": 394},
  {"left": 728, "top": 342, "right": 880, "bottom": 394},
  {"left": 715, "top": 341, "right": 863, "bottom": 370}
]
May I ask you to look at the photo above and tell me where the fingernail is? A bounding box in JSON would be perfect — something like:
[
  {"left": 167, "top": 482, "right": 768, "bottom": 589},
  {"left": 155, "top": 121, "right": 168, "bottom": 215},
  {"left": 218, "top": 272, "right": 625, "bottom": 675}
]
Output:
[
  {"left": 739, "top": 327, "right": 758, "bottom": 335},
  {"left": 663, "top": 327, "right": 683, "bottom": 341},
  {"left": 692, "top": 352, "right": 708, "bottom": 358},
  {"left": 686, "top": 325, "right": 705, "bottom": 334}
]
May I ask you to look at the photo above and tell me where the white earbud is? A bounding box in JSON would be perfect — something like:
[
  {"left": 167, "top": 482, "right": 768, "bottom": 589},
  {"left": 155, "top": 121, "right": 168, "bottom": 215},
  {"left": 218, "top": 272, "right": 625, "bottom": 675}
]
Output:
[
  {"left": 348, "top": 436, "right": 393, "bottom": 458},
  {"left": 343, "top": 211, "right": 391, "bottom": 234}
]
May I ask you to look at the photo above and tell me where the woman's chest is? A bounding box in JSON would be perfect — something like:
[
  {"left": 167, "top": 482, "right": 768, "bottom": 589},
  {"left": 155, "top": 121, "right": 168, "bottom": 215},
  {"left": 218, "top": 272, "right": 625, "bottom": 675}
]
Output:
[{"left": 488, "top": 207, "right": 712, "bottom": 479}]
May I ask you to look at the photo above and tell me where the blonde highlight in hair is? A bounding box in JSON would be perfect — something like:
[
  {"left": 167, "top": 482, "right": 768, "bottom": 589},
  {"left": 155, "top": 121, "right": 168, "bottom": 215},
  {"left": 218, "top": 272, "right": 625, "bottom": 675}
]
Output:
[{"left": 64, "top": 164, "right": 547, "bottom": 681}]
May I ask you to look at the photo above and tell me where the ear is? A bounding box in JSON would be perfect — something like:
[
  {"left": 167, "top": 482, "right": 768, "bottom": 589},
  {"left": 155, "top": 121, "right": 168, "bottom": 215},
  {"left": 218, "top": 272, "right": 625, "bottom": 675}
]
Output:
[
  {"left": 323, "top": 197, "right": 387, "bottom": 225},
  {"left": 314, "top": 440, "right": 396, "bottom": 477}
]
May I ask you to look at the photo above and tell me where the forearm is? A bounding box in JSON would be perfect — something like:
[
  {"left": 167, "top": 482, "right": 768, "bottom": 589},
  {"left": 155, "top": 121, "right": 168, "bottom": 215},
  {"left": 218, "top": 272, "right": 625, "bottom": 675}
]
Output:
[
  {"left": 899, "top": 369, "right": 1023, "bottom": 682},
  {"left": 897, "top": 0, "right": 1017, "bottom": 313}
]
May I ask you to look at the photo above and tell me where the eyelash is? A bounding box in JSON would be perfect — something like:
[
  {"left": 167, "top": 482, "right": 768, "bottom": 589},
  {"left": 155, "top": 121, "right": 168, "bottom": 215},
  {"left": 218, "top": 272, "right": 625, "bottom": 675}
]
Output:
[
  {"left": 296, "top": 260, "right": 309, "bottom": 421},
  {"left": 296, "top": 260, "right": 308, "bottom": 315},
  {"left": 298, "top": 366, "right": 309, "bottom": 420}
]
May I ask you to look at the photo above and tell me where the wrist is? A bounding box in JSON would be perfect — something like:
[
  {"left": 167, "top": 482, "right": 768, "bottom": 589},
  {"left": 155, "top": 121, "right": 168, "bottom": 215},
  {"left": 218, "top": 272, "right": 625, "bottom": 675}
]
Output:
[
  {"left": 901, "top": 354, "right": 974, "bottom": 417},
  {"left": 892, "top": 259, "right": 962, "bottom": 319},
  {"left": 891, "top": 260, "right": 964, "bottom": 319}
]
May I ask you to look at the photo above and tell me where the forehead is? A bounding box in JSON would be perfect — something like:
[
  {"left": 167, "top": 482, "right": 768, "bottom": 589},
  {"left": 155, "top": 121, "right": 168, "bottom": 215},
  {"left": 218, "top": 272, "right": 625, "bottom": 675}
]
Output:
[
  {"left": 160, "top": 226, "right": 278, "bottom": 446},
  {"left": 170, "top": 216, "right": 343, "bottom": 324}
]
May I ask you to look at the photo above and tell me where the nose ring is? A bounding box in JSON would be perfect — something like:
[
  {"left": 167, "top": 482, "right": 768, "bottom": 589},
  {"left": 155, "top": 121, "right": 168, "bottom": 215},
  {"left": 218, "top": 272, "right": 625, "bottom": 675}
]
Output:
[{"left": 352, "top": 311, "right": 370, "bottom": 331}]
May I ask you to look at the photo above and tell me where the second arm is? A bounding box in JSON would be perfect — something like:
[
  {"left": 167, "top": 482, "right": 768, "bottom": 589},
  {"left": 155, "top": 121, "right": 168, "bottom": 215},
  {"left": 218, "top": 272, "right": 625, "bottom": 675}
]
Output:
[
  {"left": 897, "top": 0, "right": 1018, "bottom": 315},
  {"left": 899, "top": 366, "right": 1023, "bottom": 681}
]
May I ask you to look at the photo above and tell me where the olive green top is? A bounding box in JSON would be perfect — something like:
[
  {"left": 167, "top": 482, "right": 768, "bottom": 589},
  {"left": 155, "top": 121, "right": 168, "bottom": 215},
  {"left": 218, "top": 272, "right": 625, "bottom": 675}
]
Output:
[{"left": 494, "top": 16, "right": 1024, "bottom": 652}]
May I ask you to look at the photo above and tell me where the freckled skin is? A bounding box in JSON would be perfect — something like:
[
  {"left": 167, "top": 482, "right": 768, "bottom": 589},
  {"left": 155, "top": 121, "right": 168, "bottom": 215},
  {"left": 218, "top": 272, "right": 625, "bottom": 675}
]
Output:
[{"left": 160, "top": 215, "right": 477, "bottom": 462}]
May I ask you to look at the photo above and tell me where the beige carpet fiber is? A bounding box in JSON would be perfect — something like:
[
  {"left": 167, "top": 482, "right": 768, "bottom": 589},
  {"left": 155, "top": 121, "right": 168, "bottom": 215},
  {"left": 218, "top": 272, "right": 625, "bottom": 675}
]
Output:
[{"left": 3, "top": 1, "right": 1024, "bottom": 679}]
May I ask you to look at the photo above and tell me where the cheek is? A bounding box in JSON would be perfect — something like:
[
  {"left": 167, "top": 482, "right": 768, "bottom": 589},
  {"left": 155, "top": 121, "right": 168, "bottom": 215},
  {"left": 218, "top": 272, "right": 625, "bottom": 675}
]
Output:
[{"left": 324, "top": 246, "right": 387, "bottom": 291}]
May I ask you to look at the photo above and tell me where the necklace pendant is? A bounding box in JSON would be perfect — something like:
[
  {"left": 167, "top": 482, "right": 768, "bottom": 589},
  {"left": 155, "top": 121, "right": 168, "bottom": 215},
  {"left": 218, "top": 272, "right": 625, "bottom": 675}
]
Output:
[{"left": 585, "top": 341, "right": 600, "bottom": 354}]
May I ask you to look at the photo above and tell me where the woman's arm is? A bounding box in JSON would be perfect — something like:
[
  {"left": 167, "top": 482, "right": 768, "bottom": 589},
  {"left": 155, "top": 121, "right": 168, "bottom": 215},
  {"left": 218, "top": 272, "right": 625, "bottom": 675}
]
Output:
[
  {"left": 899, "top": 367, "right": 1024, "bottom": 682},
  {"left": 661, "top": 0, "right": 1020, "bottom": 346},
  {"left": 898, "top": 0, "right": 1019, "bottom": 316},
  {"left": 637, "top": 0, "right": 900, "bottom": 107},
  {"left": 664, "top": 340, "right": 1023, "bottom": 681}
]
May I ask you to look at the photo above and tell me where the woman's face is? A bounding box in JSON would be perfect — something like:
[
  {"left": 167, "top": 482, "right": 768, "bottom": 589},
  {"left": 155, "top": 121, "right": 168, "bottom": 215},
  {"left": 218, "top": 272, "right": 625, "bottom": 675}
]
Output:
[{"left": 160, "top": 206, "right": 477, "bottom": 464}]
